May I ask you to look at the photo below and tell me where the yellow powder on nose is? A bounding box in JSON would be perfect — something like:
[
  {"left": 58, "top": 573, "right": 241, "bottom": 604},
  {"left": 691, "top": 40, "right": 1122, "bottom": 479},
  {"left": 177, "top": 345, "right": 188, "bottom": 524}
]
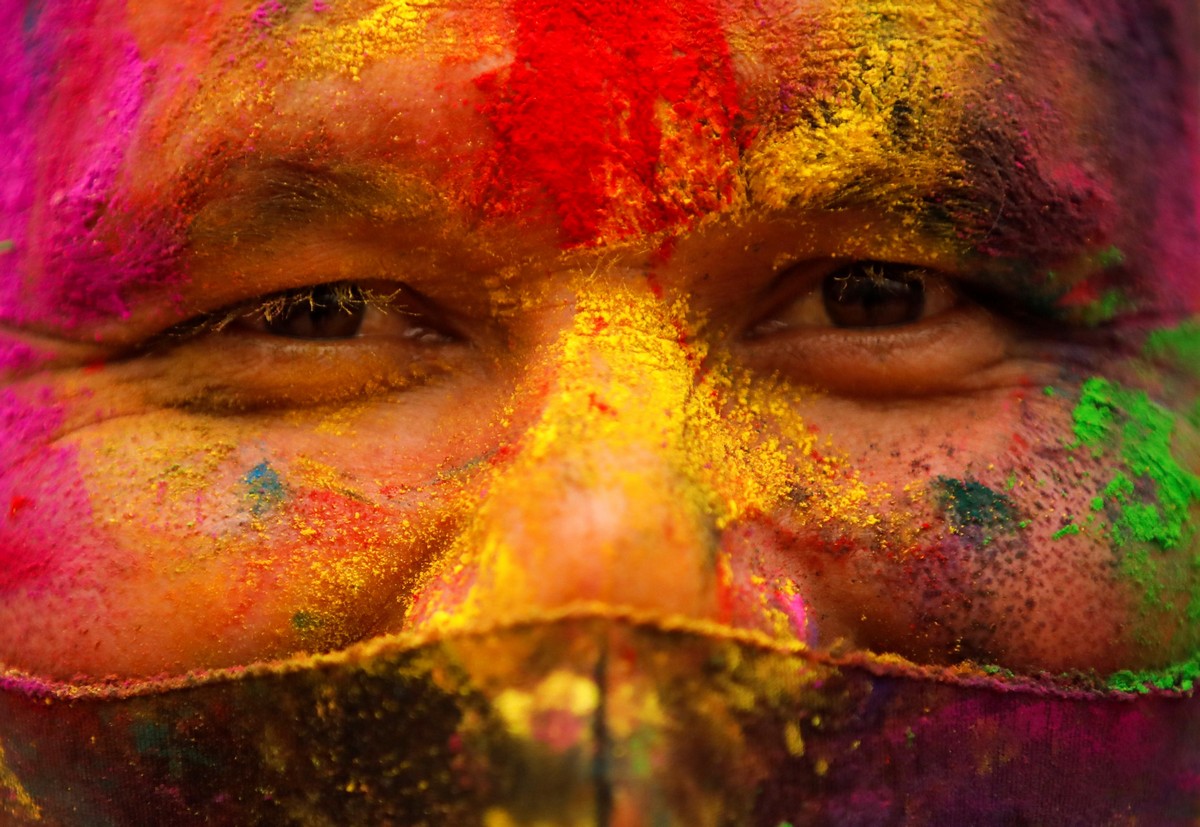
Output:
[{"left": 411, "top": 283, "right": 893, "bottom": 633}]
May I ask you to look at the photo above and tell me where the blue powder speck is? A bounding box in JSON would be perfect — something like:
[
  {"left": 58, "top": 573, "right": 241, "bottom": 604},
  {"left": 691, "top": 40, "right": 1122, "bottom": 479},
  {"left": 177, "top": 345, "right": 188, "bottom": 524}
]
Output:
[{"left": 244, "top": 461, "right": 286, "bottom": 514}]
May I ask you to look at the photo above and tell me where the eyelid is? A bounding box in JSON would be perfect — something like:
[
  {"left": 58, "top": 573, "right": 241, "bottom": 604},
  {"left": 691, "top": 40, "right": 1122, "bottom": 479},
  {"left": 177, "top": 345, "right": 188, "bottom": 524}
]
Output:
[
  {"left": 744, "top": 258, "right": 953, "bottom": 338},
  {"left": 737, "top": 302, "right": 1025, "bottom": 398},
  {"left": 150, "top": 280, "right": 462, "bottom": 346}
]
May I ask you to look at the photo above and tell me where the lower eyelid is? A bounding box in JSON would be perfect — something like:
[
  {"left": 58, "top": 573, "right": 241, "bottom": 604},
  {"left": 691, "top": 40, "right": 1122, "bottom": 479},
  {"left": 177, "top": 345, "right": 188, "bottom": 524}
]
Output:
[
  {"left": 738, "top": 305, "right": 1027, "bottom": 397},
  {"left": 134, "top": 333, "right": 462, "bottom": 412},
  {"left": 746, "top": 273, "right": 962, "bottom": 339}
]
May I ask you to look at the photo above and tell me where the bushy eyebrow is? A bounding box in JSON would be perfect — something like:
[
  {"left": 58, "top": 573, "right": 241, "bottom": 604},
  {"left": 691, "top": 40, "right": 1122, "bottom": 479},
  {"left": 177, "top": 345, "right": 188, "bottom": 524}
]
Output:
[
  {"left": 929, "top": 122, "right": 1114, "bottom": 269},
  {"left": 188, "top": 159, "right": 440, "bottom": 248},
  {"left": 806, "top": 120, "right": 1111, "bottom": 272}
]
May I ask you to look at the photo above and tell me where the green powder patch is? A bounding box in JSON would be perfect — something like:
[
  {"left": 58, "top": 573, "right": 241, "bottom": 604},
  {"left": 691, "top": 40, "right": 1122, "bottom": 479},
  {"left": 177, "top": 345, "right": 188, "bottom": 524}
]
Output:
[
  {"left": 1077, "top": 289, "right": 1126, "bottom": 327},
  {"left": 1072, "top": 377, "right": 1200, "bottom": 551},
  {"left": 1096, "top": 246, "right": 1125, "bottom": 268},
  {"left": 1145, "top": 322, "right": 1200, "bottom": 379},
  {"left": 935, "top": 476, "right": 1016, "bottom": 531},
  {"left": 292, "top": 610, "right": 324, "bottom": 632},
  {"left": 1107, "top": 652, "right": 1200, "bottom": 694},
  {"left": 1051, "top": 523, "right": 1081, "bottom": 540}
]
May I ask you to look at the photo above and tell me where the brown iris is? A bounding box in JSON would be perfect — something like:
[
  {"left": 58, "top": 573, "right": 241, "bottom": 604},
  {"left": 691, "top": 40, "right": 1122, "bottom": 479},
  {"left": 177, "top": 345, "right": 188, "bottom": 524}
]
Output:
[{"left": 822, "top": 263, "right": 926, "bottom": 328}]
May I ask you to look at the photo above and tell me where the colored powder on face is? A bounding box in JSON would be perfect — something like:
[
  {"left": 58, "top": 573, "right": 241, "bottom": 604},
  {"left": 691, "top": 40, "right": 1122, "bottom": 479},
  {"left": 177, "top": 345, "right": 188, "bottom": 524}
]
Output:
[
  {"left": 1066, "top": 289, "right": 1128, "bottom": 327},
  {"left": 1051, "top": 523, "right": 1082, "bottom": 540},
  {"left": 471, "top": 0, "right": 744, "bottom": 245},
  {"left": 21, "top": 4, "right": 186, "bottom": 328},
  {"left": 0, "top": 341, "right": 46, "bottom": 372},
  {"left": 1072, "top": 377, "right": 1200, "bottom": 551},
  {"left": 243, "top": 461, "right": 286, "bottom": 515},
  {"left": 774, "top": 579, "right": 814, "bottom": 646},
  {"left": 0, "top": 1, "right": 43, "bottom": 325},
  {"left": 288, "top": 0, "right": 443, "bottom": 79},
  {"left": 743, "top": 0, "right": 981, "bottom": 214},
  {"left": 291, "top": 610, "right": 323, "bottom": 632},
  {"left": 1107, "top": 650, "right": 1200, "bottom": 694},
  {"left": 251, "top": 0, "right": 287, "bottom": 29},
  {"left": 934, "top": 476, "right": 1016, "bottom": 530},
  {"left": 407, "top": 283, "right": 890, "bottom": 633},
  {"left": 1145, "top": 321, "right": 1200, "bottom": 379},
  {"left": 0, "top": 390, "right": 97, "bottom": 597}
]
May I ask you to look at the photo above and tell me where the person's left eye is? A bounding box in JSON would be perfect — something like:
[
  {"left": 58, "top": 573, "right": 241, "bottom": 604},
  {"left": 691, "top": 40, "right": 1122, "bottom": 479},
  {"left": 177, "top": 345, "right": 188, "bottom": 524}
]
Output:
[
  {"left": 746, "top": 261, "right": 960, "bottom": 336},
  {"left": 737, "top": 259, "right": 1033, "bottom": 397}
]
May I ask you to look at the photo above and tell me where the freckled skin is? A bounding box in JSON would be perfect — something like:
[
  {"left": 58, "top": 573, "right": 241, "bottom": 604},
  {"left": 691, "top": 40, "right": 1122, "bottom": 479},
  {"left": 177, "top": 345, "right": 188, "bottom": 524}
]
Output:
[{"left": 0, "top": 0, "right": 1197, "bottom": 695}]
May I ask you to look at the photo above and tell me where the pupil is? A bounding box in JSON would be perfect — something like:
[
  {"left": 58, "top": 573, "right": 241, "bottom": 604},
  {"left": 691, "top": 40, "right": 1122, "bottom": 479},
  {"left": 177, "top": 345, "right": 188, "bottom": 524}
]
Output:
[
  {"left": 822, "top": 264, "right": 926, "bottom": 328},
  {"left": 266, "top": 284, "right": 367, "bottom": 339}
]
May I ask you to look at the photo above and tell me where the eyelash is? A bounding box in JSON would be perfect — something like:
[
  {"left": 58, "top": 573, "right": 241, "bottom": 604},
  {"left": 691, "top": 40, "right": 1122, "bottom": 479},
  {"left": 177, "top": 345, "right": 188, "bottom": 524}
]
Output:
[{"left": 178, "top": 282, "right": 405, "bottom": 337}]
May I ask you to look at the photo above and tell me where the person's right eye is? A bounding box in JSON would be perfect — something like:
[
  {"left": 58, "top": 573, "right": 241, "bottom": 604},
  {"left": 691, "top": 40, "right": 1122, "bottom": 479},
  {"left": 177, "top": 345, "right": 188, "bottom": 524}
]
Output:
[
  {"left": 133, "top": 280, "right": 471, "bottom": 412},
  {"left": 214, "top": 281, "right": 461, "bottom": 344}
]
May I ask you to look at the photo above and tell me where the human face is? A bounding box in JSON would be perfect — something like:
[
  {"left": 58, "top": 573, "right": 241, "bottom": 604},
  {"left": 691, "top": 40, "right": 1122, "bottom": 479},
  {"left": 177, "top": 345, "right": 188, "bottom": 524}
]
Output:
[{"left": 0, "top": 0, "right": 1198, "bottom": 820}]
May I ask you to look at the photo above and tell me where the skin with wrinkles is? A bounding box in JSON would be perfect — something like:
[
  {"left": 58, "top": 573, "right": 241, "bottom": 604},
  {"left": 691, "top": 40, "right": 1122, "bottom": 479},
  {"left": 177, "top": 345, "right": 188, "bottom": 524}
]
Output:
[
  {"left": 0, "top": 0, "right": 1198, "bottom": 821},
  {"left": 0, "top": 0, "right": 1196, "bottom": 680}
]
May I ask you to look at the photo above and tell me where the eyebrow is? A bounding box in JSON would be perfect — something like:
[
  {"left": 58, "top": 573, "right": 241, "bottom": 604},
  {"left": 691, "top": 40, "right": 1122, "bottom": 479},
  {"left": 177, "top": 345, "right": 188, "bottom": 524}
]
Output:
[
  {"left": 188, "top": 159, "right": 441, "bottom": 248},
  {"left": 814, "top": 131, "right": 1112, "bottom": 274},
  {"left": 934, "top": 122, "right": 1113, "bottom": 270}
]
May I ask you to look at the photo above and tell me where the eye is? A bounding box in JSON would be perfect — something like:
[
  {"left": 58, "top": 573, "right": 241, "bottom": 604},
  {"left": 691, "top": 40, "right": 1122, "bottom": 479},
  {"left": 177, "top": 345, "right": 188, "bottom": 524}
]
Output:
[
  {"left": 823, "top": 263, "right": 927, "bottom": 327},
  {"left": 747, "top": 261, "right": 959, "bottom": 337},
  {"left": 138, "top": 280, "right": 469, "bottom": 411},
  {"left": 739, "top": 259, "right": 1025, "bottom": 397},
  {"left": 250, "top": 282, "right": 367, "bottom": 339},
  {"left": 220, "top": 281, "right": 460, "bottom": 344}
]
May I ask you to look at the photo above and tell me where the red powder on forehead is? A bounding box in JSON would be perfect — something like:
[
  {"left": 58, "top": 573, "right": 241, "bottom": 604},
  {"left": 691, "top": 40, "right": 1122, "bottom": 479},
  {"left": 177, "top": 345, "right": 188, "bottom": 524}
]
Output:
[{"left": 472, "top": 0, "right": 745, "bottom": 246}]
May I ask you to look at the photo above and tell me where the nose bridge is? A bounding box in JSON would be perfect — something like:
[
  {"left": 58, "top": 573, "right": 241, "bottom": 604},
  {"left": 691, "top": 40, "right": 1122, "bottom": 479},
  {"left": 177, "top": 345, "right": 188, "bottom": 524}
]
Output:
[{"left": 405, "top": 284, "right": 795, "bottom": 633}]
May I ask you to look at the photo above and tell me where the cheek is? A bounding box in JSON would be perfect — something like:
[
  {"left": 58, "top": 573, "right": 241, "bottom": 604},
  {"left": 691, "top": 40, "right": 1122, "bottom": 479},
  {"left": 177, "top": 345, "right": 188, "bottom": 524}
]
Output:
[
  {"left": 0, "top": 393, "right": 500, "bottom": 679},
  {"left": 724, "top": 386, "right": 1178, "bottom": 674},
  {"left": 0, "top": 389, "right": 97, "bottom": 598}
]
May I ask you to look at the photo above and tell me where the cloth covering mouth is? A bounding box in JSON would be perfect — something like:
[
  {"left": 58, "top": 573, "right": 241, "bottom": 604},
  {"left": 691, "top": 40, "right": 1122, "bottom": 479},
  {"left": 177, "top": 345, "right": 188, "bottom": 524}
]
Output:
[{"left": 1, "top": 610, "right": 1198, "bottom": 826}]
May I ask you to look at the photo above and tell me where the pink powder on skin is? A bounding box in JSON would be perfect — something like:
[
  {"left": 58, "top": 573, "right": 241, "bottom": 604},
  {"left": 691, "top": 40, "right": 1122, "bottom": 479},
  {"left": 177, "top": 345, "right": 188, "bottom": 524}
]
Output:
[
  {"left": 776, "top": 587, "right": 815, "bottom": 646},
  {"left": 3, "top": 1, "right": 185, "bottom": 331},
  {"left": 0, "top": 0, "right": 42, "bottom": 323},
  {"left": 0, "top": 340, "right": 48, "bottom": 372},
  {"left": 0, "top": 389, "right": 96, "bottom": 598},
  {"left": 251, "top": 0, "right": 287, "bottom": 30}
]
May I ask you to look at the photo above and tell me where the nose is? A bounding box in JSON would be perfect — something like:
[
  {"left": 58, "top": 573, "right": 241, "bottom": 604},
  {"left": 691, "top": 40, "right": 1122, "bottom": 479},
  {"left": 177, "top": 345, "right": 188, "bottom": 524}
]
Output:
[{"left": 404, "top": 283, "right": 792, "bottom": 634}]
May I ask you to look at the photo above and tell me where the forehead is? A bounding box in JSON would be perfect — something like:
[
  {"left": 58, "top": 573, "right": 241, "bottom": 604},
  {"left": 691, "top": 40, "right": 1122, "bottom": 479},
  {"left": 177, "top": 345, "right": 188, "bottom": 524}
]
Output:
[{"left": 3, "top": 0, "right": 1198, "bottom": 331}]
